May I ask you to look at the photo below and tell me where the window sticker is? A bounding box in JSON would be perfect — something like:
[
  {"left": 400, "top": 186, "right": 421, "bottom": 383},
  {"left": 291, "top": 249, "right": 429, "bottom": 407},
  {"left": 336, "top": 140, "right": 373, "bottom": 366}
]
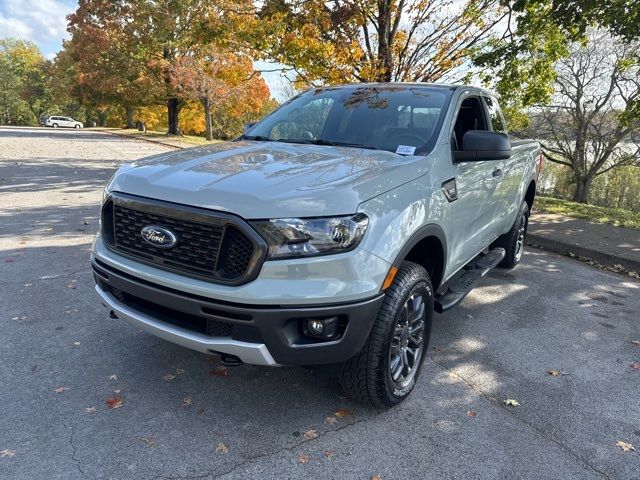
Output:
[{"left": 395, "top": 145, "right": 416, "bottom": 155}]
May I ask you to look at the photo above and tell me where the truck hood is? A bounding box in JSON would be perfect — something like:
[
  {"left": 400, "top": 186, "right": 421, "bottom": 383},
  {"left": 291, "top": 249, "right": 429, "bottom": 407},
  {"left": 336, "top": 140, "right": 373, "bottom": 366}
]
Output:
[{"left": 109, "top": 141, "right": 431, "bottom": 218}]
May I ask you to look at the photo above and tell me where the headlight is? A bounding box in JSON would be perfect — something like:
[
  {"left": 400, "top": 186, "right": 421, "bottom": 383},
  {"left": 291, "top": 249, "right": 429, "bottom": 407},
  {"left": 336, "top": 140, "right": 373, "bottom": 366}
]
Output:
[{"left": 251, "top": 213, "right": 369, "bottom": 259}]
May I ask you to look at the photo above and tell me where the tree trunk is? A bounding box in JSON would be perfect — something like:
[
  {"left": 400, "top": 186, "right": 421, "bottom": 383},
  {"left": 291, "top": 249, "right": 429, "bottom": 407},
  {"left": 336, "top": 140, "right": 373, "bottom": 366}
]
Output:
[
  {"left": 201, "top": 98, "right": 213, "bottom": 141},
  {"left": 167, "top": 98, "right": 181, "bottom": 135},
  {"left": 97, "top": 110, "right": 107, "bottom": 127},
  {"left": 125, "top": 106, "right": 135, "bottom": 129},
  {"left": 572, "top": 175, "right": 593, "bottom": 203}
]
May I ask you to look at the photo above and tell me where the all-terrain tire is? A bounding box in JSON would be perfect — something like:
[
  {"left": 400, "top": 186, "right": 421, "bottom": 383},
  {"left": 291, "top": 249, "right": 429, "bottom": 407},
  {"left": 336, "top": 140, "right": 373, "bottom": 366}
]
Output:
[
  {"left": 339, "top": 261, "right": 434, "bottom": 408},
  {"left": 493, "top": 200, "right": 529, "bottom": 269}
]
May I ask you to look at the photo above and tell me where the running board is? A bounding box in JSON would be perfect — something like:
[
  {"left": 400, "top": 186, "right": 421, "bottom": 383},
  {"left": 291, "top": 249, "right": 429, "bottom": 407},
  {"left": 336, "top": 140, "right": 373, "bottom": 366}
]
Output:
[{"left": 434, "top": 248, "right": 505, "bottom": 313}]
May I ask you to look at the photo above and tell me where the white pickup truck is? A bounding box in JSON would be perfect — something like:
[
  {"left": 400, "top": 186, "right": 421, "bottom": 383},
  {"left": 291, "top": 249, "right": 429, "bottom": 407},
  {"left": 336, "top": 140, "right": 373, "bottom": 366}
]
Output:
[{"left": 92, "top": 83, "right": 541, "bottom": 406}]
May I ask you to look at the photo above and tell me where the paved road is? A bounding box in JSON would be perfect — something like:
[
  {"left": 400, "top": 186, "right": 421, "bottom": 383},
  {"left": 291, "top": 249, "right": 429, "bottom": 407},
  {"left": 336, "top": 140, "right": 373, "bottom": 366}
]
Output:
[{"left": 1, "top": 127, "right": 638, "bottom": 480}]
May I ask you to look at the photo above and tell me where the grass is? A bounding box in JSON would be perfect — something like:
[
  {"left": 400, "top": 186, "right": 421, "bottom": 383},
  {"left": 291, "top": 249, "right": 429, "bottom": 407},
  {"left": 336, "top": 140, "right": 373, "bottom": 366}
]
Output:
[
  {"left": 99, "top": 127, "right": 219, "bottom": 147},
  {"left": 534, "top": 196, "right": 640, "bottom": 230}
]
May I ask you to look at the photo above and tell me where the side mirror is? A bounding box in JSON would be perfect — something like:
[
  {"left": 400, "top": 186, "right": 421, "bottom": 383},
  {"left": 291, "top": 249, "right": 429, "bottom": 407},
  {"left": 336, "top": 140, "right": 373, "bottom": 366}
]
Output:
[
  {"left": 243, "top": 121, "right": 257, "bottom": 133},
  {"left": 453, "top": 130, "right": 511, "bottom": 161}
]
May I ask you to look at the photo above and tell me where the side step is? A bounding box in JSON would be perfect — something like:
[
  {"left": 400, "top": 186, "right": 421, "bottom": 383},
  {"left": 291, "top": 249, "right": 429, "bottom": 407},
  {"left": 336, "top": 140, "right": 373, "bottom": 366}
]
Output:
[{"left": 434, "top": 247, "right": 505, "bottom": 313}]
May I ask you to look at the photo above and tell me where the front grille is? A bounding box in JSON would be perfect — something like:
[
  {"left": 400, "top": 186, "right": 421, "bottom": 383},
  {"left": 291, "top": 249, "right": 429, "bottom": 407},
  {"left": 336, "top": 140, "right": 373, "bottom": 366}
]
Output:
[{"left": 102, "top": 194, "right": 262, "bottom": 284}]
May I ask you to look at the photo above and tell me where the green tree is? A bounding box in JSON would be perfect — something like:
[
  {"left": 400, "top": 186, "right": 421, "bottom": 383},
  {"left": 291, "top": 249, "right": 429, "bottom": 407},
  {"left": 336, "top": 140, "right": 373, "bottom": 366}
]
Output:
[{"left": 0, "top": 39, "right": 49, "bottom": 125}]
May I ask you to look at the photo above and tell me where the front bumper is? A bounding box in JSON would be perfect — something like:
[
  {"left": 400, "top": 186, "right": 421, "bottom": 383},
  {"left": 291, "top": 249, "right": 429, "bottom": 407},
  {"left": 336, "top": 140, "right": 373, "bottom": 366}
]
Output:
[{"left": 93, "top": 260, "right": 384, "bottom": 366}]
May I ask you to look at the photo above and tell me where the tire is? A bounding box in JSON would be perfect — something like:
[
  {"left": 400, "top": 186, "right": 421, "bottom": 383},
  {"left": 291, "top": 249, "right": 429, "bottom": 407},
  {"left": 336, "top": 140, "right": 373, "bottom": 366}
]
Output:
[
  {"left": 52, "top": 123, "right": 58, "bottom": 128},
  {"left": 493, "top": 200, "right": 529, "bottom": 269},
  {"left": 74, "top": 124, "right": 80, "bottom": 129},
  {"left": 339, "top": 261, "right": 434, "bottom": 407}
]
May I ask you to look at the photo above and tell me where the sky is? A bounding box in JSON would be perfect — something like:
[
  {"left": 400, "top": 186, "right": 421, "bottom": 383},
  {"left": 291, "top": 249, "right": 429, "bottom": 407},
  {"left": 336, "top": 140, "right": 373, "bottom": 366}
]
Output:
[{"left": 0, "top": 0, "right": 287, "bottom": 99}]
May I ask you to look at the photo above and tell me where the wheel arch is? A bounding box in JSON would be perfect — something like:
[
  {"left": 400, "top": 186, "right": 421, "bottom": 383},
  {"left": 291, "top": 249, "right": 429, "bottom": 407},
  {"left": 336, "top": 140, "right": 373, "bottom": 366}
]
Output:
[
  {"left": 392, "top": 224, "right": 447, "bottom": 292},
  {"left": 524, "top": 179, "right": 536, "bottom": 212}
]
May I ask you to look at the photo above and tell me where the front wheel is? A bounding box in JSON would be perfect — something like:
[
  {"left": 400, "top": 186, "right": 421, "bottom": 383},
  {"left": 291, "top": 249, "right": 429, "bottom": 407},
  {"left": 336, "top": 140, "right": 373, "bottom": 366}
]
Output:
[
  {"left": 52, "top": 123, "right": 59, "bottom": 128},
  {"left": 74, "top": 124, "right": 80, "bottom": 129},
  {"left": 339, "top": 262, "right": 433, "bottom": 407}
]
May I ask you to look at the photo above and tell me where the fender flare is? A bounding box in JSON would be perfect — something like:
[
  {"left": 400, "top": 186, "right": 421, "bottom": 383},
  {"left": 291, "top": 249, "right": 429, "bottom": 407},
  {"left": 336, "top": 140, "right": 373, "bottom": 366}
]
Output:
[{"left": 391, "top": 223, "right": 448, "bottom": 269}]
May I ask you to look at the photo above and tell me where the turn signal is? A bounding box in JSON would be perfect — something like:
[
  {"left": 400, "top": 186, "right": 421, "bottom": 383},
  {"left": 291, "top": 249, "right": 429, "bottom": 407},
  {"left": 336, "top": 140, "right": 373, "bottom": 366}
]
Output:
[{"left": 382, "top": 265, "right": 398, "bottom": 291}]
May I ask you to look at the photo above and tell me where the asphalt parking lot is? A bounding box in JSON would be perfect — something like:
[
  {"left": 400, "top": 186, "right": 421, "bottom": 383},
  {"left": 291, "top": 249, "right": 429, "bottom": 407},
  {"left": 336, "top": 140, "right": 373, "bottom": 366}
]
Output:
[{"left": 1, "top": 126, "right": 638, "bottom": 480}]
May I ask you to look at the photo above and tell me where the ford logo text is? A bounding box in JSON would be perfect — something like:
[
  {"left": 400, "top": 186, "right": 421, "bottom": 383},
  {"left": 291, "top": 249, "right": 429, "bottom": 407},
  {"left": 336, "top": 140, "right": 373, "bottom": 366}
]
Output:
[{"left": 140, "top": 225, "right": 178, "bottom": 249}]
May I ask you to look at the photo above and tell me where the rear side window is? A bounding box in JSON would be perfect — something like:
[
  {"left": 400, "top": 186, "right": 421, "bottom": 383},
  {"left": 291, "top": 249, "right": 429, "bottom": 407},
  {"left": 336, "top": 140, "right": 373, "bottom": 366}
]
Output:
[{"left": 484, "top": 97, "right": 507, "bottom": 134}]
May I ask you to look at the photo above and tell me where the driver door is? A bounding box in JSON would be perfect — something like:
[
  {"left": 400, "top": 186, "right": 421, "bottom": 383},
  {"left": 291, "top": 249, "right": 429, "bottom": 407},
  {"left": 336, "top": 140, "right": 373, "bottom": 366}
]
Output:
[{"left": 447, "top": 95, "right": 505, "bottom": 273}]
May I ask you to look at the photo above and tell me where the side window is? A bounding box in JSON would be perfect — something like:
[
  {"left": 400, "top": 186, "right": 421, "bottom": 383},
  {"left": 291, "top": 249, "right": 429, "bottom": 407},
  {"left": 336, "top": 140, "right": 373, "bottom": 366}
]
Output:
[
  {"left": 484, "top": 97, "right": 507, "bottom": 134},
  {"left": 452, "top": 96, "right": 488, "bottom": 150},
  {"left": 270, "top": 98, "right": 334, "bottom": 140}
]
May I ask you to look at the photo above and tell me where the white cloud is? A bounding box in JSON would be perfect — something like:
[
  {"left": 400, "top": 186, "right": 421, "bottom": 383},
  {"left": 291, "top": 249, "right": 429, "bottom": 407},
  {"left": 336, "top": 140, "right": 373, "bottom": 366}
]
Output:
[{"left": 0, "top": 0, "right": 75, "bottom": 52}]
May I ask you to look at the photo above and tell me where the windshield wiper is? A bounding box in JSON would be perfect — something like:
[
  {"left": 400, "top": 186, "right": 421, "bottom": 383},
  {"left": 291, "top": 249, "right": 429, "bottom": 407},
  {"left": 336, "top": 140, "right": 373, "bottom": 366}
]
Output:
[
  {"left": 242, "top": 135, "right": 273, "bottom": 141},
  {"left": 312, "top": 139, "right": 379, "bottom": 150}
]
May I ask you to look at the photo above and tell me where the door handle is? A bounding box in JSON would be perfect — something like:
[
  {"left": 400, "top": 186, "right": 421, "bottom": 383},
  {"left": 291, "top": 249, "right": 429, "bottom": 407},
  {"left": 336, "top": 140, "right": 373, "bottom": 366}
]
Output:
[{"left": 492, "top": 168, "right": 503, "bottom": 178}]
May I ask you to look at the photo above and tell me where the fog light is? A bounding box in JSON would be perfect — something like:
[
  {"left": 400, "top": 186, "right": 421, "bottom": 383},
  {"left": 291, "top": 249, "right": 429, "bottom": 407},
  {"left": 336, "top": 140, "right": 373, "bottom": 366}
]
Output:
[
  {"left": 303, "top": 316, "right": 340, "bottom": 340},
  {"left": 308, "top": 320, "right": 324, "bottom": 335}
]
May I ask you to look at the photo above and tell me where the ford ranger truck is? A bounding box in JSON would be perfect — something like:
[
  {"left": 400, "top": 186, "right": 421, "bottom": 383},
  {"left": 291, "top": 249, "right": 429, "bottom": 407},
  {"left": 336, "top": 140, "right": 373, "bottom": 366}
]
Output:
[{"left": 92, "top": 83, "right": 540, "bottom": 407}]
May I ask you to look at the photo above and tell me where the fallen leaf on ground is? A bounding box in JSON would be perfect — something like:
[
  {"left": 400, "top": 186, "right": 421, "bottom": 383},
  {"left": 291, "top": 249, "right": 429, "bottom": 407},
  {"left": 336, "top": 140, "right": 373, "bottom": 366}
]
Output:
[
  {"left": 616, "top": 440, "right": 635, "bottom": 452},
  {"left": 175, "top": 368, "right": 185, "bottom": 375},
  {"left": 303, "top": 429, "right": 318, "bottom": 440},
  {"left": 323, "top": 416, "right": 338, "bottom": 425},
  {"left": 334, "top": 409, "right": 355, "bottom": 418},
  {"left": 465, "top": 314, "right": 473, "bottom": 319},
  {"left": 162, "top": 374, "right": 176, "bottom": 382},
  {"left": 109, "top": 374, "right": 118, "bottom": 381},
  {"left": 215, "top": 442, "right": 229, "bottom": 454},
  {"left": 504, "top": 399, "right": 520, "bottom": 407},
  {"left": 54, "top": 387, "right": 66, "bottom": 393},
  {"left": 630, "top": 363, "right": 640, "bottom": 371},
  {"left": 547, "top": 369, "right": 560, "bottom": 376},
  {"left": 631, "top": 340, "right": 640, "bottom": 346},
  {"left": 84, "top": 407, "right": 97, "bottom": 414},
  {"left": 139, "top": 436, "right": 156, "bottom": 448},
  {"left": 197, "top": 408, "right": 205, "bottom": 415},
  {"left": 113, "top": 389, "right": 121, "bottom": 394},
  {"left": 297, "top": 453, "right": 310, "bottom": 464},
  {"left": 324, "top": 450, "right": 334, "bottom": 460},
  {"left": 181, "top": 396, "right": 192, "bottom": 407},
  {"left": 467, "top": 410, "right": 477, "bottom": 417},
  {"left": 371, "top": 476, "right": 383, "bottom": 480},
  {"left": 106, "top": 396, "right": 123, "bottom": 410},
  {"left": 72, "top": 342, "right": 80, "bottom": 346},
  {"left": 0, "top": 449, "right": 16, "bottom": 458},
  {"left": 209, "top": 367, "right": 229, "bottom": 377}
]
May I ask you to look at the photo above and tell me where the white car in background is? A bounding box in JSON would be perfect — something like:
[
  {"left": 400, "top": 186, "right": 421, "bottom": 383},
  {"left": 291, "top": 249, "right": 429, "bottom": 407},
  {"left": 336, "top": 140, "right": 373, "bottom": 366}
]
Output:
[{"left": 45, "top": 116, "right": 83, "bottom": 129}]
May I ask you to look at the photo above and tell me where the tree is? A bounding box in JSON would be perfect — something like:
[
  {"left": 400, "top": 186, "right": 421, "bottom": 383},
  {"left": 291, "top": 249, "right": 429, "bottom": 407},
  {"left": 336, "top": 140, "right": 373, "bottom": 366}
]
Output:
[
  {"left": 524, "top": 31, "right": 640, "bottom": 203},
  {"left": 256, "top": 0, "right": 508, "bottom": 87},
  {"left": 170, "top": 48, "right": 271, "bottom": 140},
  {"left": 0, "top": 39, "right": 49, "bottom": 125}
]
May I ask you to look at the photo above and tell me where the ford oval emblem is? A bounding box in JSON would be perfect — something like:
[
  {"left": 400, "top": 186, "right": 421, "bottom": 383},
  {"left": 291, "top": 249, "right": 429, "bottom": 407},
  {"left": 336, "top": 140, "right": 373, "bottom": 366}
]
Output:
[{"left": 140, "top": 225, "right": 178, "bottom": 249}]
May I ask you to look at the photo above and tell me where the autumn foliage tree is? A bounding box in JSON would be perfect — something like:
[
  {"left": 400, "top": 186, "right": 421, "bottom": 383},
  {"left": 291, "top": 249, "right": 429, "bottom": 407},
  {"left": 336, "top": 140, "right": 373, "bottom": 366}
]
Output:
[
  {"left": 170, "top": 48, "right": 271, "bottom": 140},
  {"left": 256, "top": 0, "right": 508, "bottom": 86}
]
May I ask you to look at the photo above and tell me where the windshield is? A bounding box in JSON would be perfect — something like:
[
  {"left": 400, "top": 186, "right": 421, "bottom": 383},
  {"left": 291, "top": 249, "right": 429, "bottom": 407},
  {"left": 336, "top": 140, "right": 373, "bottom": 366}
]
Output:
[{"left": 244, "top": 85, "right": 452, "bottom": 155}]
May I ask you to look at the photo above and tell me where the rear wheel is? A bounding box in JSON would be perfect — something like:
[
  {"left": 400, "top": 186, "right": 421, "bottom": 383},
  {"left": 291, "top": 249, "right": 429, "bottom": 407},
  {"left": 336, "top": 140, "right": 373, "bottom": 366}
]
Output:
[
  {"left": 494, "top": 200, "right": 529, "bottom": 269},
  {"left": 339, "top": 262, "right": 433, "bottom": 407}
]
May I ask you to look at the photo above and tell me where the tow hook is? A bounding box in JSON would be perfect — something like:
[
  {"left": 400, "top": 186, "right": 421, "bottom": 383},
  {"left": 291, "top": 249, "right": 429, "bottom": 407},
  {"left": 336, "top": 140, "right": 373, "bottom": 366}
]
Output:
[{"left": 219, "top": 354, "right": 243, "bottom": 366}]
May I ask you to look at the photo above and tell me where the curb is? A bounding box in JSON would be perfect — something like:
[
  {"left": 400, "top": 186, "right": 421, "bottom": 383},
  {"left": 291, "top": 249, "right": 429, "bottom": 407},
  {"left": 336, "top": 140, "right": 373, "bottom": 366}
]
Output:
[
  {"left": 527, "top": 233, "right": 640, "bottom": 273},
  {"left": 95, "top": 128, "right": 186, "bottom": 150}
]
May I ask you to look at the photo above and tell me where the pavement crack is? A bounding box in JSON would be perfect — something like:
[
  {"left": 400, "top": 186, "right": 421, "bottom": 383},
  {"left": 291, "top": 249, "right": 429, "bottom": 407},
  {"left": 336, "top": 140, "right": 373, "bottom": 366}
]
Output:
[
  {"left": 427, "top": 355, "right": 614, "bottom": 480},
  {"left": 0, "top": 267, "right": 90, "bottom": 285},
  {"left": 68, "top": 423, "right": 88, "bottom": 479},
  {"left": 151, "top": 412, "right": 383, "bottom": 480}
]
